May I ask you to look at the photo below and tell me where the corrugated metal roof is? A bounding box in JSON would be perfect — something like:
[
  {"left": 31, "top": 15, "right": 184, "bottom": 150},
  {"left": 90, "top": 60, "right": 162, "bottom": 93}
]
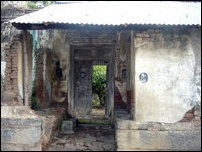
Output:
[{"left": 9, "top": 1, "right": 201, "bottom": 26}]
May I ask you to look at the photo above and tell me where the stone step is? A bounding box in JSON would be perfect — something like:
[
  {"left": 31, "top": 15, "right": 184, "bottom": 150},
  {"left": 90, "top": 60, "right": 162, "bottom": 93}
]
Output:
[
  {"left": 116, "top": 109, "right": 128, "bottom": 114},
  {"left": 115, "top": 109, "right": 132, "bottom": 120},
  {"left": 61, "top": 118, "right": 77, "bottom": 134}
]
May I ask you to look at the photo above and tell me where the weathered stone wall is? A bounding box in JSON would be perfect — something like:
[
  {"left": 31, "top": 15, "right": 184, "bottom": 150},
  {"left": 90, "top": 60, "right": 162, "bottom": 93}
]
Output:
[
  {"left": 133, "top": 26, "right": 201, "bottom": 123},
  {"left": 1, "top": 106, "right": 42, "bottom": 151},
  {"left": 114, "top": 31, "right": 130, "bottom": 110},
  {"left": 1, "top": 2, "right": 41, "bottom": 108},
  {"left": 36, "top": 48, "right": 52, "bottom": 108},
  {"left": 34, "top": 29, "right": 118, "bottom": 112},
  {"left": 1, "top": 32, "right": 33, "bottom": 106},
  {"left": 27, "top": 30, "right": 66, "bottom": 110},
  {"left": 74, "top": 60, "right": 93, "bottom": 117},
  {"left": 1, "top": 106, "right": 66, "bottom": 151},
  {"left": 2, "top": 34, "right": 23, "bottom": 105},
  {"left": 35, "top": 107, "right": 66, "bottom": 150},
  {"left": 51, "top": 30, "right": 70, "bottom": 106},
  {"left": 67, "top": 29, "right": 129, "bottom": 116},
  {"left": 66, "top": 29, "right": 117, "bottom": 45},
  {"left": 128, "top": 31, "right": 135, "bottom": 118},
  {"left": 4, "top": 36, "right": 20, "bottom": 99},
  {"left": 115, "top": 119, "right": 201, "bottom": 151},
  {"left": 33, "top": 30, "right": 69, "bottom": 107},
  {"left": 25, "top": 32, "right": 34, "bottom": 106},
  {"left": 67, "top": 29, "right": 116, "bottom": 118}
]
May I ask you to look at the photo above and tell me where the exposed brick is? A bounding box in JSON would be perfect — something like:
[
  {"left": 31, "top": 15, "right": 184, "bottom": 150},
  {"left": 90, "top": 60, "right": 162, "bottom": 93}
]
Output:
[
  {"left": 185, "top": 113, "right": 194, "bottom": 118},
  {"left": 127, "top": 90, "right": 134, "bottom": 113},
  {"left": 3, "top": 34, "right": 23, "bottom": 103},
  {"left": 180, "top": 107, "right": 196, "bottom": 122},
  {"left": 115, "top": 86, "right": 127, "bottom": 109}
]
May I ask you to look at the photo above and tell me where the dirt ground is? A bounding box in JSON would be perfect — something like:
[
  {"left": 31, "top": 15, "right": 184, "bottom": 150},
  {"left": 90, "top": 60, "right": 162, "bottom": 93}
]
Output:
[{"left": 44, "top": 108, "right": 115, "bottom": 151}]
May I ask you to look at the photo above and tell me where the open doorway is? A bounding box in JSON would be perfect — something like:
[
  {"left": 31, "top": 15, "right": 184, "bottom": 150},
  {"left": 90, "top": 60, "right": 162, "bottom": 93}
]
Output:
[
  {"left": 91, "top": 65, "right": 107, "bottom": 121},
  {"left": 69, "top": 46, "right": 115, "bottom": 125}
]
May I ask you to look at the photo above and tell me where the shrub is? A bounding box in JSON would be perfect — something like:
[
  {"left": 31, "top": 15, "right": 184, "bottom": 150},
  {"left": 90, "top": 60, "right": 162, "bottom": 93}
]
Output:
[
  {"left": 92, "top": 65, "right": 106, "bottom": 107},
  {"left": 27, "top": 2, "right": 37, "bottom": 9}
]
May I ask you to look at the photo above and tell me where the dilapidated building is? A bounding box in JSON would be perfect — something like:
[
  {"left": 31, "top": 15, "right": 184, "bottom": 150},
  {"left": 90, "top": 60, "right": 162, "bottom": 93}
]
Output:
[{"left": 1, "top": 1, "right": 201, "bottom": 151}]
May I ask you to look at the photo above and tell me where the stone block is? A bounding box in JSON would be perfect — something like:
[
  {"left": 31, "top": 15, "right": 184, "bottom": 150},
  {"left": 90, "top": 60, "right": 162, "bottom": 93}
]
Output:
[
  {"left": 39, "top": 114, "right": 57, "bottom": 146},
  {"left": 115, "top": 120, "right": 201, "bottom": 151},
  {"left": 116, "top": 129, "right": 201, "bottom": 151},
  {"left": 61, "top": 119, "right": 76, "bottom": 134},
  {"left": 1, "top": 106, "right": 42, "bottom": 151},
  {"left": 1, "top": 125, "right": 41, "bottom": 145},
  {"left": 116, "top": 120, "right": 201, "bottom": 131},
  {"left": 1, "top": 143, "right": 41, "bottom": 151}
]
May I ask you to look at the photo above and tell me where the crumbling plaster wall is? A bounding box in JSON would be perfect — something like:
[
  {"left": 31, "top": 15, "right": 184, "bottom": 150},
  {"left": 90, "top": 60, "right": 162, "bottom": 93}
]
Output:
[
  {"left": 51, "top": 30, "right": 70, "bottom": 104},
  {"left": 35, "top": 48, "right": 53, "bottom": 108},
  {"left": 1, "top": 106, "right": 42, "bottom": 151},
  {"left": 132, "top": 26, "right": 201, "bottom": 123},
  {"left": 35, "top": 29, "right": 124, "bottom": 112},
  {"left": 1, "top": 1, "right": 26, "bottom": 93},
  {"left": 32, "top": 29, "right": 69, "bottom": 109},
  {"left": 116, "top": 27, "right": 201, "bottom": 151},
  {"left": 115, "top": 120, "right": 201, "bottom": 151},
  {"left": 1, "top": 32, "right": 33, "bottom": 106},
  {"left": 115, "top": 31, "right": 130, "bottom": 110},
  {"left": 1, "top": 1, "right": 39, "bottom": 106}
]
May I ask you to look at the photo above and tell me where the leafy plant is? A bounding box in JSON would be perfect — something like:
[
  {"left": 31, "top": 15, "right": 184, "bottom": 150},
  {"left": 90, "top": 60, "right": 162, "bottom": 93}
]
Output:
[
  {"left": 92, "top": 65, "right": 107, "bottom": 107},
  {"left": 92, "top": 94, "right": 101, "bottom": 107},
  {"left": 43, "top": 1, "right": 55, "bottom": 6},
  {"left": 27, "top": 1, "right": 56, "bottom": 9},
  {"left": 27, "top": 2, "right": 37, "bottom": 9}
]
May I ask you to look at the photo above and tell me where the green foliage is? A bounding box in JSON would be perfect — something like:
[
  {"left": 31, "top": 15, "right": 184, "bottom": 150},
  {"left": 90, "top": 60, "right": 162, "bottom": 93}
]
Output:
[
  {"left": 43, "top": 1, "right": 55, "bottom": 6},
  {"left": 92, "top": 94, "right": 101, "bottom": 107},
  {"left": 92, "top": 65, "right": 106, "bottom": 107},
  {"left": 27, "top": 2, "right": 37, "bottom": 9},
  {"left": 27, "top": 1, "right": 55, "bottom": 9}
]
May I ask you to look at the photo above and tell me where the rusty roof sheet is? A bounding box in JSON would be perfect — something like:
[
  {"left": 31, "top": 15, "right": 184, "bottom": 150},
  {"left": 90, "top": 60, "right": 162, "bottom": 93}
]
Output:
[{"left": 9, "top": 1, "right": 201, "bottom": 26}]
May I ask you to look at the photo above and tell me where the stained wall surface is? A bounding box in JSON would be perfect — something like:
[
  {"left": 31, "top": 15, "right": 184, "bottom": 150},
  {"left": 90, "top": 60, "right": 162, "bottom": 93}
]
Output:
[{"left": 133, "top": 27, "right": 201, "bottom": 123}]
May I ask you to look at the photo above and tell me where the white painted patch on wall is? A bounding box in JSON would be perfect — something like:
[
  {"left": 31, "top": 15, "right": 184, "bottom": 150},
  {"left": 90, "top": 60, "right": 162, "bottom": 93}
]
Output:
[{"left": 1, "top": 61, "right": 6, "bottom": 78}]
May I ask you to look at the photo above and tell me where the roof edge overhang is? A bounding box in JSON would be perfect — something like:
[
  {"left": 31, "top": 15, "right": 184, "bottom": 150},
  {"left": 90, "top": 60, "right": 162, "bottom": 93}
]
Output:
[{"left": 11, "top": 22, "right": 201, "bottom": 31}]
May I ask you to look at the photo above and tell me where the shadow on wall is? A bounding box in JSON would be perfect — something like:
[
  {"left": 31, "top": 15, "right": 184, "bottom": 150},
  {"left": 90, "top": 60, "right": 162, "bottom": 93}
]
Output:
[{"left": 51, "top": 60, "right": 68, "bottom": 108}]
